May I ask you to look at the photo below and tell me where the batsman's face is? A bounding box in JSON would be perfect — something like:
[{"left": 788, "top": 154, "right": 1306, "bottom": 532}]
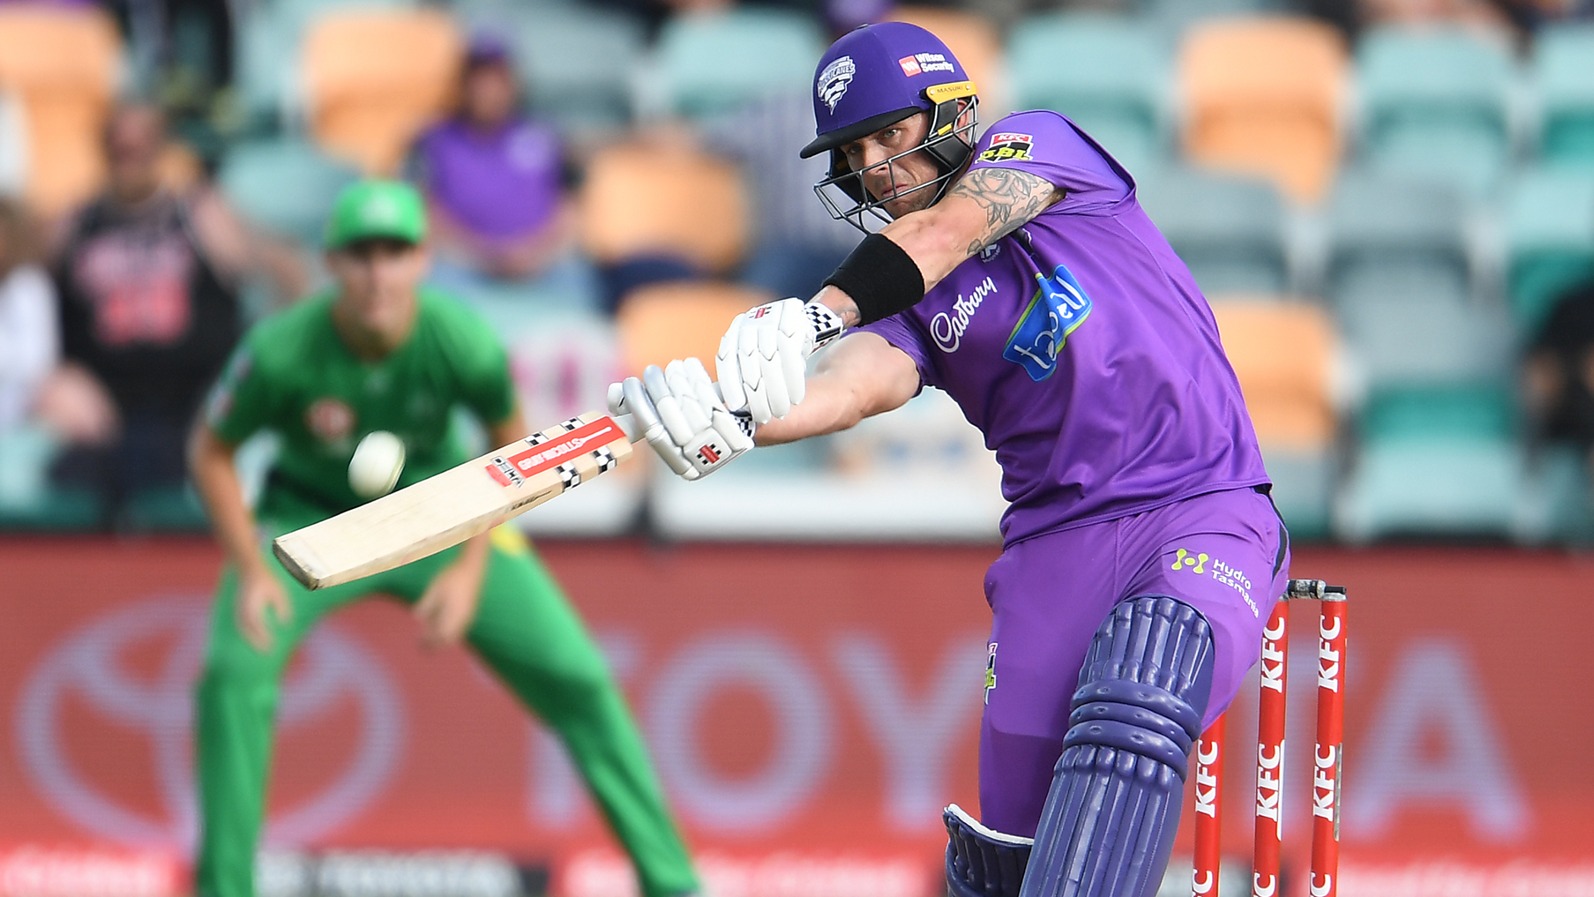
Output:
[
  {"left": 840, "top": 112, "right": 939, "bottom": 218},
  {"left": 329, "top": 239, "right": 427, "bottom": 338}
]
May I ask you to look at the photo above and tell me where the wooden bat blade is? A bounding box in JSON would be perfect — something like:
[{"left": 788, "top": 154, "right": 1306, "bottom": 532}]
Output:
[{"left": 272, "top": 412, "right": 633, "bottom": 590}]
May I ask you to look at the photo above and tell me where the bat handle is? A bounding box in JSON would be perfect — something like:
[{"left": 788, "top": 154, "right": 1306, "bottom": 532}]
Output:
[
  {"left": 608, "top": 382, "right": 734, "bottom": 445},
  {"left": 613, "top": 412, "right": 644, "bottom": 444}
]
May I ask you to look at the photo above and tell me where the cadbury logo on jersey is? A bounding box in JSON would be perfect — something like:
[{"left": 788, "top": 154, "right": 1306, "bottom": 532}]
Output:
[
  {"left": 930, "top": 275, "right": 997, "bottom": 354},
  {"left": 1003, "top": 264, "right": 1093, "bottom": 381}
]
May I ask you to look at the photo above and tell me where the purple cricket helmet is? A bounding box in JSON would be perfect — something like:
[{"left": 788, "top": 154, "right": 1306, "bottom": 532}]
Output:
[{"left": 801, "top": 22, "right": 979, "bottom": 232}]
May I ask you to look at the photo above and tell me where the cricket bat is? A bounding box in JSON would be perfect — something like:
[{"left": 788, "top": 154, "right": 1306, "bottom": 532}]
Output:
[{"left": 273, "top": 412, "right": 634, "bottom": 590}]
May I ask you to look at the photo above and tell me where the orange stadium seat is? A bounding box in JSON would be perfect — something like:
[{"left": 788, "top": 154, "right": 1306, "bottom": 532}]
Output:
[
  {"left": 579, "top": 142, "right": 749, "bottom": 275},
  {"left": 616, "top": 281, "right": 773, "bottom": 376},
  {"left": 0, "top": 5, "right": 120, "bottom": 218},
  {"left": 885, "top": 6, "right": 1007, "bottom": 115},
  {"left": 1210, "top": 296, "right": 1341, "bottom": 451},
  {"left": 1178, "top": 17, "right": 1348, "bottom": 204},
  {"left": 301, "top": 8, "right": 463, "bottom": 174}
]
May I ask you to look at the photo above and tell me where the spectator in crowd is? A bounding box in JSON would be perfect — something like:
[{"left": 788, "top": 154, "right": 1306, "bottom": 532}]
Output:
[
  {"left": 0, "top": 196, "right": 56, "bottom": 433},
  {"left": 1480, "top": 0, "right": 1594, "bottom": 37},
  {"left": 698, "top": 95, "right": 860, "bottom": 301},
  {"left": 412, "top": 34, "right": 595, "bottom": 307},
  {"left": 1523, "top": 273, "right": 1594, "bottom": 477},
  {"left": 1359, "top": 0, "right": 1526, "bottom": 37},
  {"left": 39, "top": 101, "right": 290, "bottom": 526}
]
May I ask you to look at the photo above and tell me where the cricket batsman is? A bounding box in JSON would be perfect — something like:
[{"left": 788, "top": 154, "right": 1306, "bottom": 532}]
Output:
[
  {"left": 612, "top": 22, "right": 1290, "bottom": 897},
  {"left": 188, "top": 180, "right": 702, "bottom": 897}
]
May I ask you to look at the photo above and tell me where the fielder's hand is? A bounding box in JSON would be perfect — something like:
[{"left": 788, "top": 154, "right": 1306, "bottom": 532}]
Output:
[
  {"left": 608, "top": 358, "right": 754, "bottom": 480},
  {"left": 716, "top": 297, "right": 844, "bottom": 424}
]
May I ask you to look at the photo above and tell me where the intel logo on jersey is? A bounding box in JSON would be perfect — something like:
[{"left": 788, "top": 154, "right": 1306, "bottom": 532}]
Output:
[{"left": 1002, "top": 264, "right": 1092, "bottom": 381}]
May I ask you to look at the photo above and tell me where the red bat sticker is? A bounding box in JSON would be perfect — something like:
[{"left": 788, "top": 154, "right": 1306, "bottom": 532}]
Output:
[{"left": 486, "top": 418, "right": 622, "bottom": 487}]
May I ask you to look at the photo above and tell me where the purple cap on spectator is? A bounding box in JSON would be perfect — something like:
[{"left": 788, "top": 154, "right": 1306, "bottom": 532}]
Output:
[
  {"left": 465, "top": 32, "right": 512, "bottom": 68},
  {"left": 800, "top": 22, "right": 971, "bottom": 159}
]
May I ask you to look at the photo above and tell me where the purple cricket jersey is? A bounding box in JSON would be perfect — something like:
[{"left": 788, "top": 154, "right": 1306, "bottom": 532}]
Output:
[
  {"left": 861, "top": 111, "right": 1271, "bottom": 546},
  {"left": 415, "top": 118, "right": 563, "bottom": 241}
]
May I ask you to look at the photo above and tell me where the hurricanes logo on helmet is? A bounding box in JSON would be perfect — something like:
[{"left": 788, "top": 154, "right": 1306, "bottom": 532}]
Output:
[{"left": 818, "top": 55, "right": 856, "bottom": 112}]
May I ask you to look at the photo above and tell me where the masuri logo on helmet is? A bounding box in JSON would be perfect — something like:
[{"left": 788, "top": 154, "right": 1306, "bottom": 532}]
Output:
[{"left": 802, "top": 22, "right": 980, "bottom": 233}]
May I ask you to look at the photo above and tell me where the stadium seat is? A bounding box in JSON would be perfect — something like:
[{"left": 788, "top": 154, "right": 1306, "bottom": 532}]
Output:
[
  {"left": 1137, "top": 167, "right": 1293, "bottom": 294},
  {"left": 1534, "top": 24, "right": 1594, "bottom": 170},
  {"left": 301, "top": 8, "right": 463, "bottom": 174},
  {"left": 1211, "top": 297, "right": 1343, "bottom": 541},
  {"left": 1521, "top": 445, "right": 1594, "bottom": 545},
  {"left": 886, "top": 6, "right": 1007, "bottom": 115},
  {"left": 1355, "top": 26, "right": 1516, "bottom": 199},
  {"left": 651, "top": 8, "right": 825, "bottom": 119},
  {"left": 615, "top": 280, "right": 771, "bottom": 376},
  {"left": 1007, "top": 13, "right": 1170, "bottom": 176},
  {"left": 0, "top": 425, "right": 96, "bottom": 530},
  {"left": 1503, "top": 167, "right": 1594, "bottom": 337},
  {"left": 579, "top": 142, "right": 749, "bottom": 275},
  {"left": 1178, "top": 16, "right": 1348, "bottom": 203},
  {"left": 1262, "top": 447, "right": 1335, "bottom": 542},
  {"left": 217, "top": 138, "right": 362, "bottom": 246},
  {"left": 1336, "top": 433, "right": 1526, "bottom": 542},
  {"left": 1323, "top": 168, "right": 1473, "bottom": 309},
  {"left": 1211, "top": 297, "right": 1341, "bottom": 451},
  {"left": 1338, "top": 384, "right": 1524, "bottom": 541},
  {"left": 0, "top": 5, "right": 121, "bottom": 218},
  {"left": 1335, "top": 290, "right": 1514, "bottom": 393},
  {"left": 1360, "top": 383, "right": 1518, "bottom": 443}
]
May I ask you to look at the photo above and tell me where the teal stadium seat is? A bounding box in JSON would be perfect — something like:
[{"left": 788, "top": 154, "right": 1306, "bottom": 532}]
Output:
[
  {"left": 1522, "top": 445, "right": 1594, "bottom": 545},
  {"left": 1324, "top": 168, "right": 1473, "bottom": 309},
  {"left": 1337, "top": 435, "right": 1525, "bottom": 541},
  {"left": 0, "top": 425, "right": 99, "bottom": 530},
  {"left": 1356, "top": 27, "right": 1516, "bottom": 199},
  {"left": 1337, "top": 385, "right": 1525, "bottom": 541},
  {"left": 1137, "top": 167, "right": 1291, "bottom": 294},
  {"left": 1263, "top": 448, "right": 1335, "bottom": 542},
  {"left": 1534, "top": 24, "right": 1594, "bottom": 170},
  {"left": 218, "top": 138, "right": 361, "bottom": 246},
  {"left": 1006, "top": 13, "right": 1169, "bottom": 176},
  {"left": 652, "top": 8, "right": 826, "bottom": 119},
  {"left": 1504, "top": 167, "right": 1594, "bottom": 337},
  {"left": 1335, "top": 289, "right": 1513, "bottom": 393}
]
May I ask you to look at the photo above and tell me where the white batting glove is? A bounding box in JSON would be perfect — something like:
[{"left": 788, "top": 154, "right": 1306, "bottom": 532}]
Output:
[
  {"left": 716, "top": 297, "right": 845, "bottom": 425},
  {"left": 607, "top": 358, "right": 754, "bottom": 481}
]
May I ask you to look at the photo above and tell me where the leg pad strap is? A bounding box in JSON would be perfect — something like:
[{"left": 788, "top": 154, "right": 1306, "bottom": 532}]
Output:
[{"left": 945, "top": 802, "right": 1034, "bottom": 897}]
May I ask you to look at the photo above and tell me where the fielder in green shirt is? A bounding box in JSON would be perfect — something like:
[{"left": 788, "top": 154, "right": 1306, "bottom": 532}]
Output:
[{"left": 188, "top": 180, "right": 701, "bottom": 897}]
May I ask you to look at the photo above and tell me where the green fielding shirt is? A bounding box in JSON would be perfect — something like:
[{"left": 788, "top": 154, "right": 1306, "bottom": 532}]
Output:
[{"left": 206, "top": 288, "right": 515, "bottom": 522}]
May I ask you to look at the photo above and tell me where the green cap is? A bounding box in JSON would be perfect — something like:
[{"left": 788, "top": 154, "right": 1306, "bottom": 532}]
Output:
[{"left": 324, "top": 179, "right": 427, "bottom": 249}]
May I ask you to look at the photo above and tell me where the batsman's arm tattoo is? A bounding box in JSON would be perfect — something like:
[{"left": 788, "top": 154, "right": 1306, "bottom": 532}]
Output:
[{"left": 947, "top": 167, "right": 1063, "bottom": 258}]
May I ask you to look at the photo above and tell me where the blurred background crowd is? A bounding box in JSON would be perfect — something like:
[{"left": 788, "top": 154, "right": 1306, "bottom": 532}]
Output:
[{"left": 3, "top": 0, "right": 1594, "bottom": 545}]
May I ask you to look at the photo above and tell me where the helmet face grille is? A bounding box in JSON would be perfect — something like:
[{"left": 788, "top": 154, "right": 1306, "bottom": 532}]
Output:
[{"left": 813, "top": 96, "right": 980, "bottom": 235}]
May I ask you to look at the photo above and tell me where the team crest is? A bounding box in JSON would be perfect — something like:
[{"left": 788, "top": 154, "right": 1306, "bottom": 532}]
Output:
[
  {"left": 818, "top": 56, "right": 856, "bottom": 112},
  {"left": 979, "top": 132, "right": 1035, "bottom": 164},
  {"left": 307, "top": 397, "right": 355, "bottom": 443}
]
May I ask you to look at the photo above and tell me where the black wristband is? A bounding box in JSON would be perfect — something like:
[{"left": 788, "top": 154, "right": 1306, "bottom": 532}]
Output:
[{"left": 822, "top": 233, "right": 926, "bottom": 325}]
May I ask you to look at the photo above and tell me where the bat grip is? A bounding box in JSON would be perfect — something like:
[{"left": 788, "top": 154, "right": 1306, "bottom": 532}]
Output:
[{"left": 614, "top": 412, "right": 644, "bottom": 444}]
